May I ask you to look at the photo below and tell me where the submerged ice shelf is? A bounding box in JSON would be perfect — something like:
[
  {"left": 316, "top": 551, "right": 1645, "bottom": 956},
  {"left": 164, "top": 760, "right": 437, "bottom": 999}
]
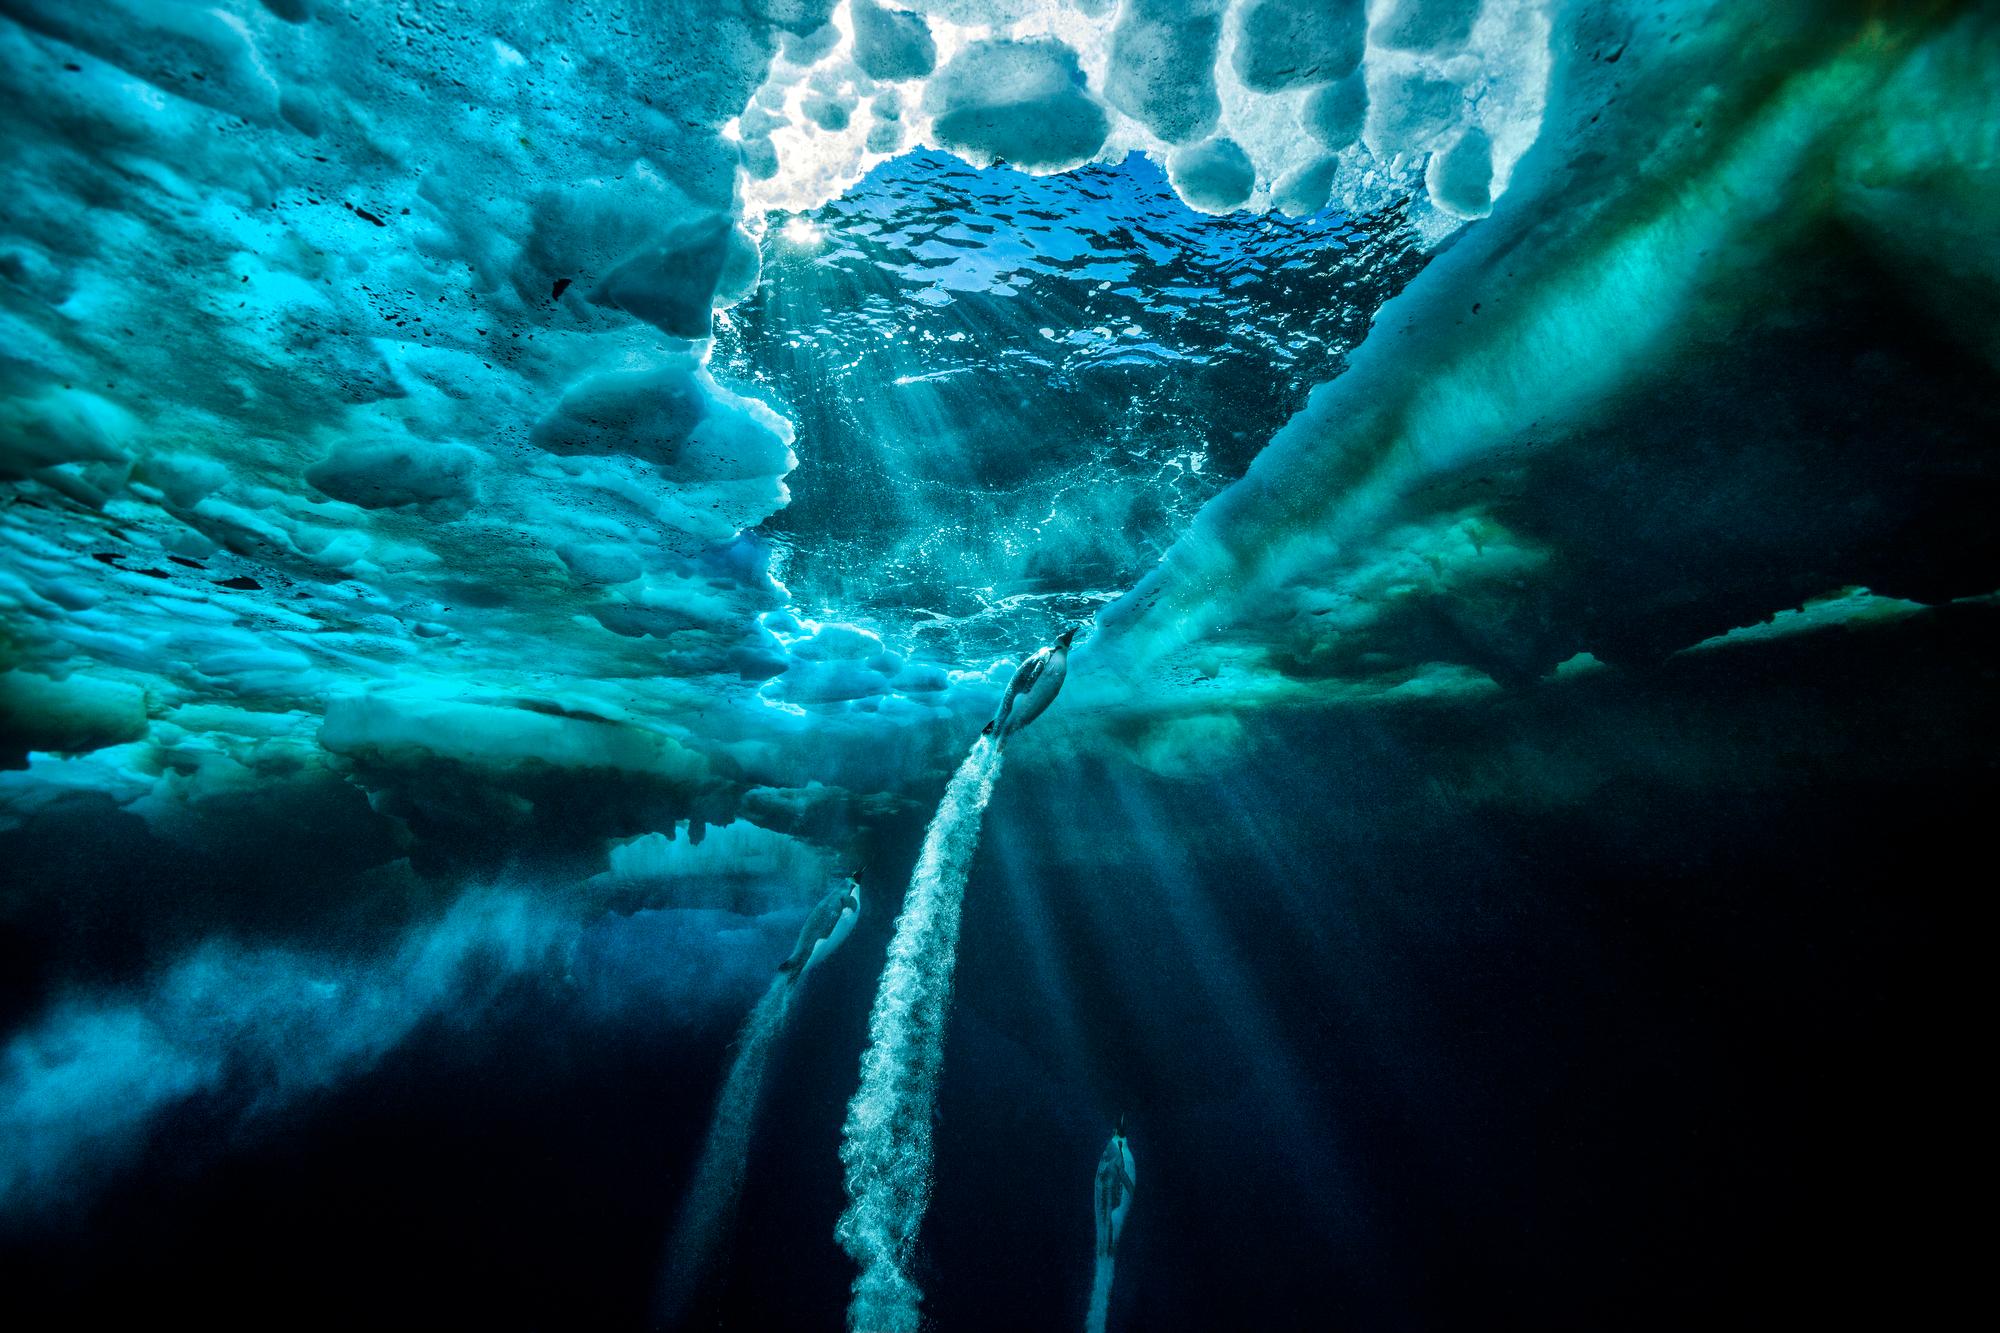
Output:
[
  {"left": 0, "top": 0, "right": 1550, "bottom": 819},
  {"left": 0, "top": 0, "right": 1476, "bottom": 905}
]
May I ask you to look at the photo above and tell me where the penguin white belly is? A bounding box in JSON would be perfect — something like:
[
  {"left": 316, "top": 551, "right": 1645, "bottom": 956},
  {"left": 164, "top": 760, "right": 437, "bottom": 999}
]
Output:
[
  {"left": 800, "top": 903, "right": 858, "bottom": 978},
  {"left": 1096, "top": 1138, "right": 1136, "bottom": 1255},
  {"left": 1107, "top": 1142, "right": 1135, "bottom": 1238},
  {"left": 1106, "top": 1197, "right": 1131, "bottom": 1247},
  {"left": 1001, "top": 653, "right": 1068, "bottom": 736}
]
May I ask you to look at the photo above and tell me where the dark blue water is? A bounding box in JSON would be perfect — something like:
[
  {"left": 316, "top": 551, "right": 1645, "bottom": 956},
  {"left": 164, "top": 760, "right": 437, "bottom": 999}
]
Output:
[{"left": 4, "top": 637, "right": 1985, "bottom": 1328}]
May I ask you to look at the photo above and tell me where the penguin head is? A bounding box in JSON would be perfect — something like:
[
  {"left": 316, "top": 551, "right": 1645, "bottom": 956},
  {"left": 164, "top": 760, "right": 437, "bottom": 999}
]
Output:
[{"left": 1056, "top": 627, "right": 1076, "bottom": 648}]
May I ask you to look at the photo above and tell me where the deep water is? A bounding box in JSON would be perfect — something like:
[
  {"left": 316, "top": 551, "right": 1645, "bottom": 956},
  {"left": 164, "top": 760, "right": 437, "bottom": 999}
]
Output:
[
  {"left": 3, "top": 1, "right": 1997, "bottom": 1330},
  {"left": 3, "top": 623, "right": 1988, "bottom": 1328}
]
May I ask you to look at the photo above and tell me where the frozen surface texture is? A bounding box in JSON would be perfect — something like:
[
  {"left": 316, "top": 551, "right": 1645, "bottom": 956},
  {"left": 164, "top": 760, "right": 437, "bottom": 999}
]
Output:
[
  {"left": 0, "top": 0, "right": 1556, "bottom": 868},
  {"left": 1082, "top": 0, "right": 2000, "bottom": 744},
  {"left": 740, "top": 0, "right": 1554, "bottom": 229},
  {"left": 2, "top": 0, "right": 1474, "bottom": 880}
]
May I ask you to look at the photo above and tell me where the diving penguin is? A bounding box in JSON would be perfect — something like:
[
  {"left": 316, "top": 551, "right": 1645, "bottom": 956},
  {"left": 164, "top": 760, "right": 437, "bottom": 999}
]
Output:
[
  {"left": 1094, "top": 1115, "right": 1137, "bottom": 1259},
  {"left": 983, "top": 627, "right": 1075, "bottom": 742},
  {"left": 778, "top": 871, "right": 862, "bottom": 986}
]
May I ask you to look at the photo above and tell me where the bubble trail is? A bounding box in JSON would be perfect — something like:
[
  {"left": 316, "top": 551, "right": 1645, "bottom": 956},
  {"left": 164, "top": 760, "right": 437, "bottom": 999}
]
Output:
[
  {"left": 1085, "top": 1254, "right": 1116, "bottom": 1333},
  {"left": 835, "top": 735, "right": 1006, "bottom": 1333},
  {"left": 657, "top": 976, "right": 791, "bottom": 1323}
]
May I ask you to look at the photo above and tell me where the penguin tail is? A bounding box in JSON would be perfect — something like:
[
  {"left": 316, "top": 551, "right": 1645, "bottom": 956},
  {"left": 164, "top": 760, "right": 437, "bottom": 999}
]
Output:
[{"left": 981, "top": 720, "right": 995, "bottom": 736}]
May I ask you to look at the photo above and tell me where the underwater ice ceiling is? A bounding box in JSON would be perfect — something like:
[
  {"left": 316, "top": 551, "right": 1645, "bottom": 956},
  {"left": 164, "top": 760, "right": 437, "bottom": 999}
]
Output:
[
  {"left": 4, "top": 0, "right": 1992, "bottom": 813},
  {"left": 0, "top": 0, "right": 1561, "bottom": 840},
  {"left": 2, "top": 0, "right": 1999, "bottom": 1321}
]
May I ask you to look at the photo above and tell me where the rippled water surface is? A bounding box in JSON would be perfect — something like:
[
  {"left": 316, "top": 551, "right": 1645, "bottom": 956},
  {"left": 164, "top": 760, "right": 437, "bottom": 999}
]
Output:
[{"left": 719, "top": 151, "right": 1425, "bottom": 660}]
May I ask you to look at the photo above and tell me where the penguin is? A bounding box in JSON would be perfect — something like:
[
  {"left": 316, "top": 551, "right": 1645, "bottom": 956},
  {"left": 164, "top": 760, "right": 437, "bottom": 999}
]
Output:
[
  {"left": 778, "top": 872, "right": 862, "bottom": 985},
  {"left": 983, "top": 627, "right": 1075, "bottom": 742},
  {"left": 1094, "top": 1115, "right": 1137, "bottom": 1259}
]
